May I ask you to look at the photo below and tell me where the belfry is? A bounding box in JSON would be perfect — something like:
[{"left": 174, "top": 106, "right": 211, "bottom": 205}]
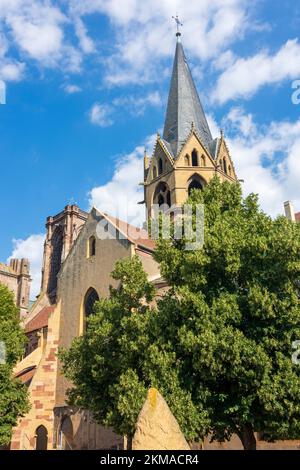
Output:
[{"left": 143, "top": 29, "right": 237, "bottom": 218}]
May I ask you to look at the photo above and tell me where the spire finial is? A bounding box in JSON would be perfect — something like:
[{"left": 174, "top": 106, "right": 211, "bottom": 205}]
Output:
[{"left": 172, "top": 14, "right": 183, "bottom": 40}]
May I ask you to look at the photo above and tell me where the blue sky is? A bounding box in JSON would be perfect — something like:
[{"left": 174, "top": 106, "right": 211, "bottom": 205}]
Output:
[{"left": 1, "top": 0, "right": 300, "bottom": 296}]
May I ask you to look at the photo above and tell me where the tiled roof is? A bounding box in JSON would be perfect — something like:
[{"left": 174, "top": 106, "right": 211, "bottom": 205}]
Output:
[
  {"left": 25, "top": 305, "right": 55, "bottom": 333},
  {"left": 163, "top": 39, "right": 213, "bottom": 157},
  {"left": 15, "top": 366, "right": 36, "bottom": 385},
  {"left": 104, "top": 214, "right": 156, "bottom": 252}
]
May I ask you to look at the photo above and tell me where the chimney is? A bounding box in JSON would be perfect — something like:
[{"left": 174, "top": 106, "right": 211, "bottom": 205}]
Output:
[{"left": 284, "top": 201, "right": 296, "bottom": 222}]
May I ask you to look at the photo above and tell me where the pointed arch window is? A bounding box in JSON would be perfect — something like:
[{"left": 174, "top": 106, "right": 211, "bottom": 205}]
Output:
[
  {"left": 154, "top": 182, "right": 171, "bottom": 210},
  {"left": 158, "top": 158, "right": 163, "bottom": 175},
  {"left": 201, "top": 155, "right": 206, "bottom": 166},
  {"left": 153, "top": 166, "right": 157, "bottom": 179},
  {"left": 166, "top": 191, "right": 171, "bottom": 207},
  {"left": 223, "top": 158, "right": 227, "bottom": 174},
  {"left": 192, "top": 150, "right": 198, "bottom": 167},
  {"left": 88, "top": 236, "right": 96, "bottom": 258},
  {"left": 187, "top": 174, "right": 205, "bottom": 196},
  {"left": 228, "top": 165, "right": 232, "bottom": 176},
  {"left": 48, "top": 225, "right": 63, "bottom": 301},
  {"left": 158, "top": 194, "right": 165, "bottom": 207},
  {"left": 188, "top": 179, "right": 203, "bottom": 196},
  {"left": 184, "top": 154, "right": 190, "bottom": 166},
  {"left": 84, "top": 288, "right": 99, "bottom": 318}
]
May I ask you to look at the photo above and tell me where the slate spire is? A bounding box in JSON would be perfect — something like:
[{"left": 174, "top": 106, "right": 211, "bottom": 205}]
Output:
[{"left": 163, "top": 34, "right": 213, "bottom": 157}]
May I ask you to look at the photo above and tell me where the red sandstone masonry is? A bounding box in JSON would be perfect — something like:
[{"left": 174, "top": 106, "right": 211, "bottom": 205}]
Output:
[{"left": 10, "top": 442, "right": 20, "bottom": 450}]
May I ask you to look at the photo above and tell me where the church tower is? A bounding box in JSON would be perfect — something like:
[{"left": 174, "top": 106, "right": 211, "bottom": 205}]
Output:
[
  {"left": 40, "top": 205, "right": 88, "bottom": 304},
  {"left": 144, "top": 29, "right": 237, "bottom": 218}
]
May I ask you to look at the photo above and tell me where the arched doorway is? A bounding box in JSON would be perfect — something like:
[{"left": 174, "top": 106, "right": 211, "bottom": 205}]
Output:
[
  {"left": 84, "top": 288, "right": 99, "bottom": 317},
  {"left": 35, "top": 425, "right": 48, "bottom": 450}
]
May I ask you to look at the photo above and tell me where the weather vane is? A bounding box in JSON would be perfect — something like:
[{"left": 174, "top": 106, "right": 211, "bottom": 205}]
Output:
[{"left": 172, "top": 14, "right": 183, "bottom": 37}]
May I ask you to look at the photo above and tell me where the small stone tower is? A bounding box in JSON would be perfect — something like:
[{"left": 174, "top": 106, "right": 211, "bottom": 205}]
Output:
[
  {"left": 0, "top": 258, "right": 31, "bottom": 318},
  {"left": 40, "top": 205, "right": 88, "bottom": 304},
  {"left": 143, "top": 32, "right": 237, "bottom": 218}
]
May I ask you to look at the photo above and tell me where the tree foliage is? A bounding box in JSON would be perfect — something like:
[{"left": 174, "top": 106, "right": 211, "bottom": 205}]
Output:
[
  {"left": 60, "top": 256, "right": 208, "bottom": 441},
  {"left": 61, "top": 177, "right": 300, "bottom": 449},
  {"left": 0, "top": 284, "right": 30, "bottom": 446}
]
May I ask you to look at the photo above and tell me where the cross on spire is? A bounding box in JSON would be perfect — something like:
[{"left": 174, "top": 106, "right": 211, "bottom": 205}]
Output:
[{"left": 172, "top": 14, "right": 183, "bottom": 38}]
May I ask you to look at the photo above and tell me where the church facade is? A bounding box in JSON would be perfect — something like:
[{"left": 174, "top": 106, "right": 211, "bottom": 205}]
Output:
[{"left": 9, "top": 33, "right": 300, "bottom": 451}]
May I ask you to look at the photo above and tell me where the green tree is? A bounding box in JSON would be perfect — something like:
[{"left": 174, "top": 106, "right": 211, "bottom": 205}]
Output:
[
  {"left": 0, "top": 284, "right": 30, "bottom": 446},
  {"left": 153, "top": 178, "right": 300, "bottom": 449},
  {"left": 60, "top": 256, "right": 209, "bottom": 446},
  {"left": 61, "top": 177, "right": 300, "bottom": 450}
]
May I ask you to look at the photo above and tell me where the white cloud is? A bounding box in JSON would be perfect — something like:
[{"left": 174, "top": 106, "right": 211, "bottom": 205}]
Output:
[
  {"left": 0, "top": 0, "right": 82, "bottom": 72},
  {"left": 63, "top": 84, "right": 82, "bottom": 94},
  {"left": 69, "top": 0, "right": 252, "bottom": 85},
  {"left": 220, "top": 107, "right": 300, "bottom": 216},
  {"left": 214, "top": 39, "right": 300, "bottom": 104},
  {"left": 89, "top": 102, "right": 114, "bottom": 127},
  {"left": 73, "top": 17, "right": 95, "bottom": 54},
  {"left": 89, "top": 134, "right": 156, "bottom": 227},
  {"left": 8, "top": 9, "right": 64, "bottom": 62},
  {"left": 88, "top": 104, "right": 300, "bottom": 227},
  {"left": 0, "top": 60, "right": 24, "bottom": 81},
  {"left": 7, "top": 234, "right": 45, "bottom": 299},
  {"left": 112, "top": 91, "right": 162, "bottom": 115},
  {"left": 89, "top": 92, "right": 161, "bottom": 126}
]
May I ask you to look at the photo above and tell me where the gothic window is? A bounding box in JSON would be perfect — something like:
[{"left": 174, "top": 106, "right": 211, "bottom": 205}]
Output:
[
  {"left": 35, "top": 425, "right": 48, "bottom": 450},
  {"left": 47, "top": 226, "right": 63, "bottom": 302},
  {"left": 153, "top": 166, "right": 157, "bottom": 179},
  {"left": 228, "top": 165, "right": 232, "bottom": 176},
  {"left": 185, "top": 154, "right": 190, "bottom": 166},
  {"left": 166, "top": 191, "right": 171, "bottom": 207},
  {"left": 84, "top": 288, "right": 99, "bottom": 318},
  {"left": 88, "top": 236, "right": 96, "bottom": 258},
  {"left": 201, "top": 155, "right": 206, "bottom": 166},
  {"left": 223, "top": 157, "right": 227, "bottom": 174},
  {"left": 154, "top": 182, "right": 171, "bottom": 209},
  {"left": 158, "top": 158, "right": 163, "bottom": 175},
  {"left": 188, "top": 174, "right": 205, "bottom": 196},
  {"left": 158, "top": 194, "right": 165, "bottom": 207},
  {"left": 192, "top": 149, "right": 198, "bottom": 167}
]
